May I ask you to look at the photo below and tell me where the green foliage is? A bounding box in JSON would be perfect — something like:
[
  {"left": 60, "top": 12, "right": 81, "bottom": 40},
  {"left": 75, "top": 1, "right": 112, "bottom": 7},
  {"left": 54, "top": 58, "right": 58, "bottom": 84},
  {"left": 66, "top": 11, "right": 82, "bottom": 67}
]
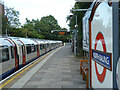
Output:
[
  {"left": 2, "top": 6, "right": 21, "bottom": 35},
  {"left": 38, "top": 15, "right": 61, "bottom": 40},
  {"left": 21, "top": 15, "right": 70, "bottom": 42},
  {"left": 2, "top": 5, "right": 71, "bottom": 42},
  {"left": 5, "top": 7, "right": 21, "bottom": 28},
  {"left": 40, "top": 15, "right": 61, "bottom": 31},
  {"left": 67, "top": 2, "right": 91, "bottom": 56}
]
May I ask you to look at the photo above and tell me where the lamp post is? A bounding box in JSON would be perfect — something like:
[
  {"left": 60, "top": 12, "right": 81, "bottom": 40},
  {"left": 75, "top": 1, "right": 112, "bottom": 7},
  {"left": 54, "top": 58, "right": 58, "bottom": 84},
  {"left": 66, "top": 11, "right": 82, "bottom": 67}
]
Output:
[
  {"left": 6, "top": 29, "right": 8, "bottom": 36},
  {"left": 26, "top": 32, "right": 28, "bottom": 38},
  {"left": 69, "top": 15, "right": 78, "bottom": 56},
  {"left": 74, "top": 15, "right": 78, "bottom": 56},
  {"left": 69, "top": 9, "right": 92, "bottom": 56}
]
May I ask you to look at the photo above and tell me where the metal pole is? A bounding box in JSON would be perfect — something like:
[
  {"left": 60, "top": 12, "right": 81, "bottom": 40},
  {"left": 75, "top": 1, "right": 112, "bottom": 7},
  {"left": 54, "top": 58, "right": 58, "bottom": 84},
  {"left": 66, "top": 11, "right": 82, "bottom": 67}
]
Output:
[
  {"left": 113, "top": 1, "right": 119, "bottom": 88},
  {"left": 26, "top": 33, "right": 27, "bottom": 38},
  {"left": 76, "top": 15, "right": 77, "bottom": 26},
  {"left": 6, "top": 29, "right": 7, "bottom": 36},
  {"left": 68, "top": 15, "right": 78, "bottom": 56},
  {"left": 75, "top": 29, "right": 77, "bottom": 56},
  {"left": 74, "top": 15, "right": 78, "bottom": 56}
]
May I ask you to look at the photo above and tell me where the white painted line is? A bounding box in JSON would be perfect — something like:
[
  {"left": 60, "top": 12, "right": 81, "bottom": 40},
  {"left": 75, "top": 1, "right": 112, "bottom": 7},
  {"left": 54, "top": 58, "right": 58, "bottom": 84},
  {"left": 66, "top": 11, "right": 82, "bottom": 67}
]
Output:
[{"left": 10, "top": 47, "right": 62, "bottom": 88}]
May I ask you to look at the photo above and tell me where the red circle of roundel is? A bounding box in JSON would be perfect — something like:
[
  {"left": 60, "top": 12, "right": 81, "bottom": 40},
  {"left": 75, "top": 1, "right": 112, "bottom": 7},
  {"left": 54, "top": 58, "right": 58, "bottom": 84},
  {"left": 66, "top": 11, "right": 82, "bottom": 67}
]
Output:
[{"left": 94, "top": 32, "right": 106, "bottom": 83}]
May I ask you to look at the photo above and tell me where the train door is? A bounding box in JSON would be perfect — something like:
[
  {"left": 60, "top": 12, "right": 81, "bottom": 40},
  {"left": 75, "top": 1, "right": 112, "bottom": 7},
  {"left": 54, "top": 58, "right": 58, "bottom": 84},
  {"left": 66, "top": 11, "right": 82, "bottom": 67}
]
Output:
[
  {"left": 45, "top": 44, "right": 47, "bottom": 53},
  {"left": 17, "top": 40, "right": 26, "bottom": 66},
  {"left": 6, "top": 39, "right": 19, "bottom": 71},
  {"left": 1, "top": 46, "right": 10, "bottom": 74},
  {"left": 18, "top": 44, "right": 23, "bottom": 66},
  {"left": 22, "top": 45, "right": 26, "bottom": 66},
  {"left": 40, "top": 44, "right": 44, "bottom": 55},
  {"left": 33, "top": 40, "right": 40, "bottom": 57},
  {"left": 34, "top": 40, "right": 40, "bottom": 57},
  {"left": 49, "top": 43, "right": 51, "bottom": 50},
  {"left": 36, "top": 45, "right": 39, "bottom": 57},
  {"left": 10, "top": 46, "right": 15, "bottom": 69}
]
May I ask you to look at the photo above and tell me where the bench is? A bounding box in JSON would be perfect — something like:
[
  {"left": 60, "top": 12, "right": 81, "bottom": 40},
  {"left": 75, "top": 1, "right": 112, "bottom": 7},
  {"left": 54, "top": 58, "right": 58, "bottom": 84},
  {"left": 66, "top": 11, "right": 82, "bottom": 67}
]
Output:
[{"left": 80, "top": 60, "right": 89, "bottom": 88}]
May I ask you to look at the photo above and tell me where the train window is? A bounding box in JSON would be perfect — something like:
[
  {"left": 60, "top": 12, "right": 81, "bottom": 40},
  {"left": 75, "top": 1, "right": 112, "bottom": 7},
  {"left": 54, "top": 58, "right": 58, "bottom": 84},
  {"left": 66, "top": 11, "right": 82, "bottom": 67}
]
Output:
[
  {"left": 34, "top": 45, "right": 36, "bottom": 51},
  {"left": 44, "top": 44, "right": 46, "bottom": 48},
  {"left": 47, "top": 44, "right": 49, "bottom": 48},
  {"left": 22, "top": 45, "right": 25, "bottom": 56},
  {"left": 1, "top": 48, "right": 9, "bottom": 62},
  {"left": 43, "top": 44, "right": 45, "bottom": 49},
  {"left": 27, "top": 45, "right": 31, "bottom": 54},
  {"left": 36, "top": 45, "right": 39, "bottom": 51},
  {"left": 52, "top": 43, "right": 54, "bottom": 46},
  {"left": 0, "top": 49, "right": 2, "bottom": 63},
  {"left": 11, "top": 46, "right": 14, "bottom": 59},
  {"left": 31, "top": 45, "right": 36, "bottom": 52},
  {"left": 39, "top": 45, "right": 41, "bottom": 50},
  {"left": 42, "top": 44, "right": 45, "bottom": 49},
  {"left": 40, "top": 44, "right": 43, "bottom": 50}
]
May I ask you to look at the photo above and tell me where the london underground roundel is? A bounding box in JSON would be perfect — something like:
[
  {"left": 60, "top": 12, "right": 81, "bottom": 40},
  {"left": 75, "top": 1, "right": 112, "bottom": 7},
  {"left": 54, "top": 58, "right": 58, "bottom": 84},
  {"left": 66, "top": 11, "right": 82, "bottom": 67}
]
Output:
[
  {"left": 94, "top": 32, "right": 107, "bottom": 83},
  {"left": 90, "top": 0, "right": 113, "bottom": 88}
]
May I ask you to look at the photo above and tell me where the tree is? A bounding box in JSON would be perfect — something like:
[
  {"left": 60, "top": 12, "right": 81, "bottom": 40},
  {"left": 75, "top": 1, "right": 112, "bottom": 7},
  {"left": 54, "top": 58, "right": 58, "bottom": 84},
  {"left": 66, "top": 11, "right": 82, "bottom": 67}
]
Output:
[
  {"left": 5, "top": 7, "right": 21, "bottom": 28},
  {"left": 21, "top": 18, "right": 44, "bottom": 38},
  {"left": 39, "top": 15, "right": 61, "bottom": 39},
  {"left": 67, "top": 2, "right": 91, "bottom": 56},
  {"left": 2, "top": 6, "right": 21, "bottom": 35},
  {"left": 39, "top": 15, "right": 61, "bottom": 31},
  {"left": 21, "top": 15, "right": 61, "bottom": 39},
  {"left": 21, "top": 15, "right": 70, "bottom": 42}
]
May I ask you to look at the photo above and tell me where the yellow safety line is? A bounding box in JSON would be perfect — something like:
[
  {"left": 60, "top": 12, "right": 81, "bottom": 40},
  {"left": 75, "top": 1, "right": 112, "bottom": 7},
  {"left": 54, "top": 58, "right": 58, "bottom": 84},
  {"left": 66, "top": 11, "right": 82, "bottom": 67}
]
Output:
[{"left": 0, "top": 50, "right": 54, "bottom": 88}]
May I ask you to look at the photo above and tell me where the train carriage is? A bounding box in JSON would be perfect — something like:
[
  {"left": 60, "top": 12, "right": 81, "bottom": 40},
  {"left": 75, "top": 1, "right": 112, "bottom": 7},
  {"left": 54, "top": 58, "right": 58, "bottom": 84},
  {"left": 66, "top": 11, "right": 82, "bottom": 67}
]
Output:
[
  {"left": 42, "top": 40, "right": 50, "bottom": 53},
  {"left": 16, "top": 38, "right": 38, "bottom": 64},
  {"left": 34, "top": 39, "right": 46, "bottom": 56},
  {"left": 56, "top": 41, "right": 62, "bottom": 48},
  {"left": 0, "top": 36, "right": 62, "bottom": 80},
  {"left": 0, "top": 38, "right": 16, "bottom": 79},
  {"left": 49, "top": 40, "right": 56, "bottom": 50},
  {"left": 46, "top": 40, "right": 53, "bottom": 51}
]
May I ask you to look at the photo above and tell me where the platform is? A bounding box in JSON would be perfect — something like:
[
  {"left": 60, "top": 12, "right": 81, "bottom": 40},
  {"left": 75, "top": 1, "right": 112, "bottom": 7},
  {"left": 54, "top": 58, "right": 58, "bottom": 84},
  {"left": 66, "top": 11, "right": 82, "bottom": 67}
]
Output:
[{"left": 2, "top": 45, "right": 86, "bottom": 88}]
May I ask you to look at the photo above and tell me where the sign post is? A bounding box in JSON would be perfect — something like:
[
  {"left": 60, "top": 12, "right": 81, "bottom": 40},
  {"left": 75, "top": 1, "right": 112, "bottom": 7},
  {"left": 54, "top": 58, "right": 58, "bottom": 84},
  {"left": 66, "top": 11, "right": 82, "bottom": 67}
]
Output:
[
  {"left": 89, "top": 0, "right": 119, "bottom": 88},
  {"left": 113, "top": 1, "right": 119, "bottom": 89}
]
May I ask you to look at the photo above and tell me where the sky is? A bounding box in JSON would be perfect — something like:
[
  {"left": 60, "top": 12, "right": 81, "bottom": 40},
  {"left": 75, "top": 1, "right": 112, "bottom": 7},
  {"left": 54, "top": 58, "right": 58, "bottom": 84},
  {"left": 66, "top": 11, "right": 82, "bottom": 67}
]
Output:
[{"left": 3, "top": 0, "right": 75, "bottom": 29}]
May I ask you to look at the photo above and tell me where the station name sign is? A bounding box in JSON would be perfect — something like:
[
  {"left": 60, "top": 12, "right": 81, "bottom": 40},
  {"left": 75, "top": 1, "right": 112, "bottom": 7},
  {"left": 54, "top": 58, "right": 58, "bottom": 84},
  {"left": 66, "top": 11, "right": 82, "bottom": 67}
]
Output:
[{"left": 92, "top": 49, "right": 112, "bottom": 71}]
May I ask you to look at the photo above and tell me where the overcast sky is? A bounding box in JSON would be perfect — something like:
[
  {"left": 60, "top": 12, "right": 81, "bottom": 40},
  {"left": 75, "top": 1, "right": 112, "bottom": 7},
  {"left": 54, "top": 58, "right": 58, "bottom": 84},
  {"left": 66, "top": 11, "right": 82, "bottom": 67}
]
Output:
[{"left": 3, "top": 0, "right": 75, "bottom": 29}]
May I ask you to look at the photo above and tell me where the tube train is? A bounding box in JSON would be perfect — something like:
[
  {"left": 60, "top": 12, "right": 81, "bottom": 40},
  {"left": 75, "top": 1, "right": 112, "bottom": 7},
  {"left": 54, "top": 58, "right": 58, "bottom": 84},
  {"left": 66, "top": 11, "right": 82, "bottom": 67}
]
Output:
[{"left": 0, "top": 36, "right": 62, "bottom": 80}]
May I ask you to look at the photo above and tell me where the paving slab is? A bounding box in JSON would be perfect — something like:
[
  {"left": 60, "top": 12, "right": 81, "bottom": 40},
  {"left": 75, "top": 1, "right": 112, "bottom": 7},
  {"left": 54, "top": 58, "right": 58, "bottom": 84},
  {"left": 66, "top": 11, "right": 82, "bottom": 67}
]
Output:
[{"left": 11, "top": 45, "right": 86, "bottom": 88}]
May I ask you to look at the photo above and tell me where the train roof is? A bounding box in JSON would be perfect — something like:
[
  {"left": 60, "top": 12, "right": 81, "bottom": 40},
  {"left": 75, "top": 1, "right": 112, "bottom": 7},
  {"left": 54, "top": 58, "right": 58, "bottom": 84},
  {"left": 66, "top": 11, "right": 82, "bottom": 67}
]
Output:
[
  {"left": 34, "top": 39, "right": 45, "bottom": 44},
  {"left": 42, "top": 40, "right": 49, "bottom": 44},
  {"left": 7, "top": 37, "right": 38, "bottom": 45},
  {"left": 56, "top": 41, "right": 62, "bottom": 43},
  {"left": 0, "top": 38, "right": 13, "bottom": 47},
  {"left": 0, "top": 36, "right": 62, "bottom": 45}
]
